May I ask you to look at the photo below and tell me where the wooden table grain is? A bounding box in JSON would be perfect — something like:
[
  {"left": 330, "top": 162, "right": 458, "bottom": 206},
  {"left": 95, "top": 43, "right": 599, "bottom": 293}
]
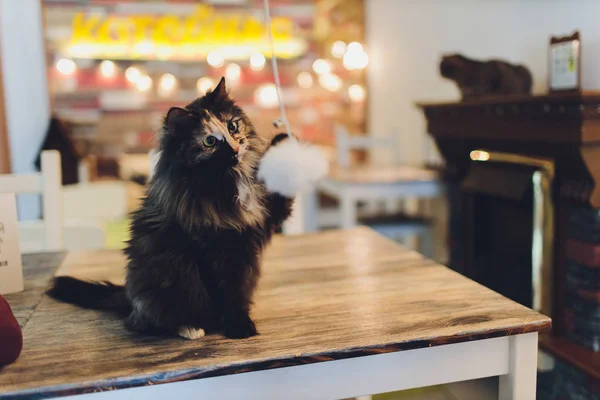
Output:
[
  {"left": 7, "top": 252, "right": 65, "bottom": 328},
  {"left": 0, "top": 228, "right": 550, "bottom": 399}
]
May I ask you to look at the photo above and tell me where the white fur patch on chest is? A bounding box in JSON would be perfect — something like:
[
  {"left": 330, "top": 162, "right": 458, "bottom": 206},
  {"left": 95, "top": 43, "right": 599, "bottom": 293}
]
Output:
[{"left": 235, "top": 175, "right": 267, "bottom": 226}]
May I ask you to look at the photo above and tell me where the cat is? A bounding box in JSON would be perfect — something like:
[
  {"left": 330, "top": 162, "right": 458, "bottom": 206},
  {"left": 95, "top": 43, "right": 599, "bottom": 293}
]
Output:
[
  {"left": 48, "top": 77, "right": 295, "bottom": 340},
  {"left": 440, "top": 54, "right": 532, "bottom": 100}
]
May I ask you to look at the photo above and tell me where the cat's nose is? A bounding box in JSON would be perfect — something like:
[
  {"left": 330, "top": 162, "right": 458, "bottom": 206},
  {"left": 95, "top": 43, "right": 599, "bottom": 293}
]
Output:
[{"left": 221, "top": 131, "right": 240, "bottom": 153}]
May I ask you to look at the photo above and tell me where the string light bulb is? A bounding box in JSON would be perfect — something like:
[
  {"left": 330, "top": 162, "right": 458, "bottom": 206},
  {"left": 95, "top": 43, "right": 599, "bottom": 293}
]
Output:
[
  {"left": 225, "top": 63, "right": 242, "bottom": 84},
  {"left": 99, "top": 60, "right": 116, "bottom": 78},
  {"left": 135, "top": 75, "right": 153, "bottom": 92},
  {"left": 331, "top": 41, "right": 347, "bottom": 58},
  {"left": 312, "top": 59, "right": 331, "bottom": 75},
  {"left": 343, "top": 43, "right": 369, "bottom": 70},
  {"left": 348, "top": 84, "right": 365, "bottom": 102},
  {"left": 250, "top": 53, "right": 266, "bottom": 71},
  {"left": 297, "top": 71, "right": 313, "bottom": 89},
  {"left": 347, "top": 42, "right": 363, "bottom": 53},
  {"left": 254, "top": 83, "right": 279, "bottom": 108},
  {"left": 125, "top": 66, "right": 141, "bottom": 84},
  {"left": 196, "top": 77, "right": 215, "bottom": 94},
  {"left": 158, "top": 73, "right": 177, "bottom": 97},
  {"left": 207, "top": 51, "right": 224, "bottom": 68},
  {"left": 319, "top": 73, "right": 342, "bottom": 92},
  {"left": 56, "top": 58, "right": 76, "bottom": 76}
]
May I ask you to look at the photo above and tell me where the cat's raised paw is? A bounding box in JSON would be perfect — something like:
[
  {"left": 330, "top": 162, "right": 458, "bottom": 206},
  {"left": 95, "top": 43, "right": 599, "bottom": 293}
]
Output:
[
  {"left": 178, "top": 326, "right": 205, "bottom": 340},
  {"left": 224, "top": 316, "right": 258, "bottom": 339}
]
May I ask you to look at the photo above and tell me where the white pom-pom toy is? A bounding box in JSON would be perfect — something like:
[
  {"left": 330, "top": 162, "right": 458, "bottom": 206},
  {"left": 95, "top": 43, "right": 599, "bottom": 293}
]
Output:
[{"left": 258, "top": 139, "right": 329, "bottom": 197}]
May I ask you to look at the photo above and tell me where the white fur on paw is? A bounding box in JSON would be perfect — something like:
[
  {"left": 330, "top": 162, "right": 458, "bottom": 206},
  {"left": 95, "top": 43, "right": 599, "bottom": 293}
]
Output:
[
  {"left": 258, "top": 139, "right": 329, "bottom": 197},
  {"left": 178, "top": 326, "right": 205, "bottom": 340}
]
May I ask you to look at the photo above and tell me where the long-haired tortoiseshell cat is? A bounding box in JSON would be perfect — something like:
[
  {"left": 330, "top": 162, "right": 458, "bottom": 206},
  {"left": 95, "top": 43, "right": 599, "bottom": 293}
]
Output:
[{"left": 49, "top": 78, "right": 297, "bottom": 340}]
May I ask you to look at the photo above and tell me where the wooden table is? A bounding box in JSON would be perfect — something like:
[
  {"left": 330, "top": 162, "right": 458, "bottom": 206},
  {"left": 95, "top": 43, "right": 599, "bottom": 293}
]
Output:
[
  {"left": 291, "top": 166, "right": 442, "bottom": 235},
  {"left": 0, "top": 228, "right": 550, "bottom": 400}
]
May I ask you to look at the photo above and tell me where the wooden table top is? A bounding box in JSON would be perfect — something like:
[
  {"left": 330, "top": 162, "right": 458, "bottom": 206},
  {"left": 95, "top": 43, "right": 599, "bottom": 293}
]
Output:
[
  {"left": 0, "top": 228, "right": 550, "bottom": 399},
  {"left": 327, "top": 165, "right": 439, "bottom": 184}
]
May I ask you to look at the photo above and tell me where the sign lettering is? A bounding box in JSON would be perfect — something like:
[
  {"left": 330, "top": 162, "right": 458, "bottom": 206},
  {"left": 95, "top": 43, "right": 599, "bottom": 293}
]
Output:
[{"left": 68, "top": 5, "right": 306, "bottom": 60}]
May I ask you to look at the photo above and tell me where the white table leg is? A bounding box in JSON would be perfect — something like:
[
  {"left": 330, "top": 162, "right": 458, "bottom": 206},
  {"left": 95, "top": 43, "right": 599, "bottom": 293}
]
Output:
[
  {"left": 283, "top": 188, "right": 318, "bottom": 234},
  {"left": 340, "top": 195, "right": 357, "bottom": 230},
  {"left": 419, "top": 228, "right": 435, "bottom": 259},
  {"left": 499, "top": 333, "right": 538, "bottom": 400}
]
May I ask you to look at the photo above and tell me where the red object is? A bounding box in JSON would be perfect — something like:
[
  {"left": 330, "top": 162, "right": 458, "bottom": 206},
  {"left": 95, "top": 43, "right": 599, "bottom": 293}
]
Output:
[
  {"left": 0, "top": 295, "right": 22, "bottom": 364},
  {"left": 566, "top": 239, "right": 600, "bottom": 267}
]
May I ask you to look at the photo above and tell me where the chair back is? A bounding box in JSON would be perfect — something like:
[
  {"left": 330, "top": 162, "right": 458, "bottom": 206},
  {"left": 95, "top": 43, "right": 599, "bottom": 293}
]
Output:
[
  {"left": 334, "top": 124, "right": 400, "bottom": 168},
  {"left": 0, "top": 150, "right": 63, "bottom": 251}
]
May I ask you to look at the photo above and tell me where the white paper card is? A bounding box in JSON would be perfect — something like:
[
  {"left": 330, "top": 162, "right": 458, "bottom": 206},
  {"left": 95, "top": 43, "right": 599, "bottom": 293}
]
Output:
[
  {"left": 550, "top": 40, "right": 580, "bottom": 90},
  {"left": 0, "top": 193, "right": 24, "bottom": 294}
]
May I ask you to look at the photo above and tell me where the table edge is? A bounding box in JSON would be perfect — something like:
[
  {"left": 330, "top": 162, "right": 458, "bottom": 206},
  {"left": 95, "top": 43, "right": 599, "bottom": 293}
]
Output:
[{"left": 2, "top": 318, "right": 551, "bottom": 399}]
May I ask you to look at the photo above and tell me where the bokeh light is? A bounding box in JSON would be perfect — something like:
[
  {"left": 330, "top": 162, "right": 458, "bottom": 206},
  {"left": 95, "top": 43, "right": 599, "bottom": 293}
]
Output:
[
  {"left": 158, "top": 73, "right": 177, "bottom": 97},
  {"left": 312, "top": 59, "right": 331, "bottom": 75},
  {"left": 207, "top": 51, "right": 224, "bottom": 68},
  {"left": 348, "top": 84, "right": 365, "bottom": 102},
  {"left": 331, "top": 41, "right": 347, "bottom": 58},
  {"left": 225, "top": 63, "right": 242, "bottom": 84},
  {"left": 297, "top": 71, "right": 314, "bottom": 89},
  {"left": 319, "top": 73, "right": 342, "bottom": 92},
  {"left": 196, "top": 77, "right": 215, "bottom": 94},
  {"left": 135, "top": 75, "right": 153, "bottom": 92},
  {"left": 125, "top": 66, "right": 141, "bottom": 84},
  {"left": 99, "top": 60, "right": 116, "bottom": 78},
  {"left": 343, "top": 42, "right": 369, "bottom": 70},
  {"left": 250, "top": 52, "right": 266, "bottom": 71},
  {"left": 56, "top": 58, "right": 76, "bottom": 76},
  {"left": 254, "top": 83, "right": 279, "bottom": 108}
]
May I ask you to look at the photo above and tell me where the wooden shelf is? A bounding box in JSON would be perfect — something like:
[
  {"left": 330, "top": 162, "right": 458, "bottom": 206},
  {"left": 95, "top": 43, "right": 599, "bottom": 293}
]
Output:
[{"left": 540, "top": 335, "right": 600, "bottom": 380}]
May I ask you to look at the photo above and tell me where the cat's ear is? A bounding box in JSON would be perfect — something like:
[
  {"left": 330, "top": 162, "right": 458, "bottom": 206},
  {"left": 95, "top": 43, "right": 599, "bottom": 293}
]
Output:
[
  {"left": 165, "top": 107, "right": 193, "bottom": 135},
  {"left": 208, "top": 77, "right": 229, "bottom": 102}
]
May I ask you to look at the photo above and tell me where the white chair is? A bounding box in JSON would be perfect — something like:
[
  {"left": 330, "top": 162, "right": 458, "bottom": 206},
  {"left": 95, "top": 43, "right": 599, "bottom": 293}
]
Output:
[
  {"left": 331, "top": 125, "right": 435, "bottom": 257},
  {"left": 0, "top": 151, "right": 107, "bottom": 253},
  {"left": 0, "top": 150, "right": 63, "bottom": 251},
  {"left": 335, "top": 125, "right": 401, "bottom": 169},
  {"left": 18, "top": 220, "right": 105, "bottom": 253}
]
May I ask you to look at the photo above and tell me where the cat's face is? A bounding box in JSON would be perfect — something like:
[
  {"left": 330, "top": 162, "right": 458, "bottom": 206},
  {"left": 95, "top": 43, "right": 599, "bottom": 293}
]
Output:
[{"left": 160, "top": 77, "right": 265, "bottom": 174}]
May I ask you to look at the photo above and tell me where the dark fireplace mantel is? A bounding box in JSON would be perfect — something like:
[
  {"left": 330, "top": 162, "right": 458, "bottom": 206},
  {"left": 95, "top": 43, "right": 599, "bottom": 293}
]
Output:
[
  {"left": 419, "top": 91, "right": 600, "bottom": 381},
  {"left": 418, "top": 92, "right": 600, "bottom": 206}
]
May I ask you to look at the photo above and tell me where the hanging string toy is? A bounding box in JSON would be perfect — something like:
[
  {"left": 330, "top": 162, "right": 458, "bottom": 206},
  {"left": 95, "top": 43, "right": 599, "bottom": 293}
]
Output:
[{"left": 256, "top": 0, "right": 329, "bottom": 198}]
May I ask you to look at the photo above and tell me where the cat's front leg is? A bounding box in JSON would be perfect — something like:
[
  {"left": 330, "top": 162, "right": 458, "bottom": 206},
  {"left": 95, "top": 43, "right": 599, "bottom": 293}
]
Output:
[
  {"left": 223, "top": 311, "right": 257, "bottom": 339},
  {"left": 209, "top": 259, "right": 260, "bottom": 339}
]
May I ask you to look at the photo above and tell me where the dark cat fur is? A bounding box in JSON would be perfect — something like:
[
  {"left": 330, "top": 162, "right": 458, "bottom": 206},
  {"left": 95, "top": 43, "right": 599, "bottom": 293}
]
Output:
[
  {"left": 48, "top": 78, "right": 293, "bottom": 340},
  {"left": 440, "top": 54, "right": 532, "bottom": 100}
]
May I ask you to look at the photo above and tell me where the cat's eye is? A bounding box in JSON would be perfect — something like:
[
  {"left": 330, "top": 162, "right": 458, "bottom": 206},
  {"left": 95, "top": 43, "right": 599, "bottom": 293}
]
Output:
[
  {"left": 203, "top": 136, "right": 217, "bottom": 147},
  {"left": 228, "top": 120, "right": 239, "bottom": 133}
]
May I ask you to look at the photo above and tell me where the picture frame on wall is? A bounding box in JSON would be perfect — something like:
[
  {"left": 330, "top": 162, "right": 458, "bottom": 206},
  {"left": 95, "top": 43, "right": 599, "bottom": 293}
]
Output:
[{"left": 548, "top": 31, "right": 581, "bottom": 92}]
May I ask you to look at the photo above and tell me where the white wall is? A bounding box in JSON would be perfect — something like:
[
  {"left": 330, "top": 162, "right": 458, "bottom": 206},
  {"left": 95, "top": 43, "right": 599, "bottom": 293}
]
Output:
[
  {"left": 0, "top": 0, "right": 50, "bottom": 219},
  {"left": 366, "top": 0, "right": 600, "bottom": 166}
]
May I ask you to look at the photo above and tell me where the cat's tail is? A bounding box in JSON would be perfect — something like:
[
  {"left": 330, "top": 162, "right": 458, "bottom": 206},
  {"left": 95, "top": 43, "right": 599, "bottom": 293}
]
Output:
[{"left": 47, "top": 276, "right": 131, "bottom": 316}]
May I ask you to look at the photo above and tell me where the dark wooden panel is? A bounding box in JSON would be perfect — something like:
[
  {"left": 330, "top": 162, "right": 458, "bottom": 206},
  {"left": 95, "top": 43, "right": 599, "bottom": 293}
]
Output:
[
  {"left": 418, "top": 91, "right": 600, "bottom": 144},
  {"left": 540, "top": 335, "right": 600, "bottom": 381},
  {"left": 0, "top": 229, "right": 550, "bottom": 398}
]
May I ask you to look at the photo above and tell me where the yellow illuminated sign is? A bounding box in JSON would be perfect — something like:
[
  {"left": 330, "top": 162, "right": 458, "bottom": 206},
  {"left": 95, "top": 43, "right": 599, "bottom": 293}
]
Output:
[{"left": 67, "top": 5, "right": 307, "bottom": 60}]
